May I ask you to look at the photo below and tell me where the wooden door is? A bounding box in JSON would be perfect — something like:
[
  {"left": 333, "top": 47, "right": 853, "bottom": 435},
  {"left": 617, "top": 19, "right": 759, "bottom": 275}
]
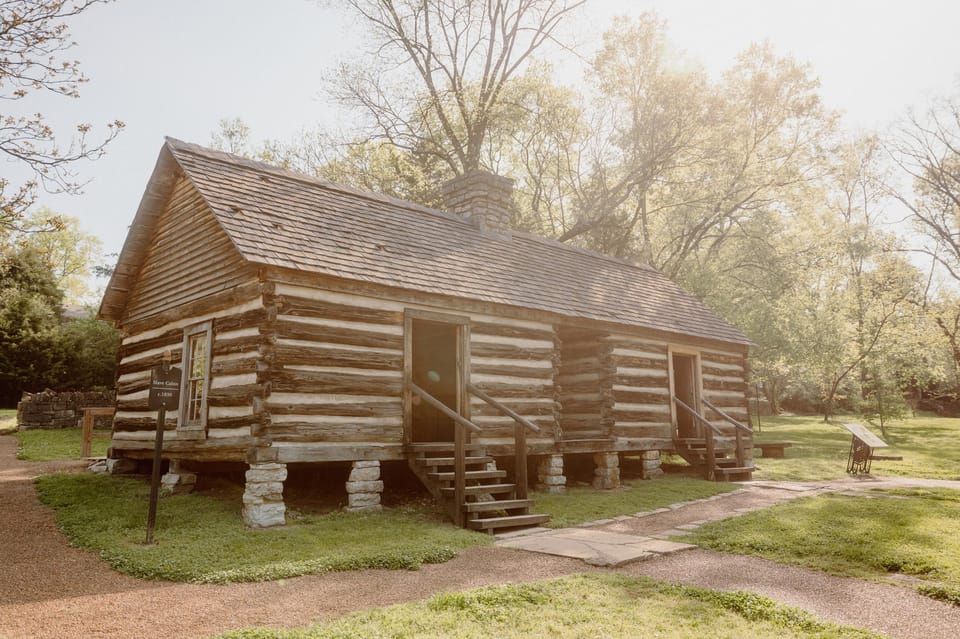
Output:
[
  {"left": 672, "top": 353, "right": 698, "bottom": 438},
  {"left": 404, "top": 311, "right": 470, "bottom": 443}
]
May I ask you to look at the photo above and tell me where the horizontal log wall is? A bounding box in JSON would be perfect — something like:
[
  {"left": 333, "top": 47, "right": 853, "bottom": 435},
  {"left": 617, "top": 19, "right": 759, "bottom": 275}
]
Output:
[
  {"left": 264, "top": 284, "right": 404, "bottom": 455},
  {"left": 112, "top": 292, "right": 264, "bottom": 461},
  {"left": 557, "top": 328, "right": 612, "bottom": 440},
  {"left": 123, "top": 176, "right": 253, "bottom": 323},
  {"left": 469, "top": 319, "right": 558, "bottom": 448},
  {"left": 607, "top": 335, "right": 672, "bottom": 445},
  {"left": 700, "top": 348, "right": 750, "bottom": 438},
  {"left": 262, "top": 282, "right": 559, "bottom": 461}
]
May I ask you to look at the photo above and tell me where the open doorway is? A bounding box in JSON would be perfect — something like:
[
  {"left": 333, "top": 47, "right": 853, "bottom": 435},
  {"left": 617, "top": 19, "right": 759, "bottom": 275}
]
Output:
[
  {"left": 671, "top": 353, "right": 699, "bottom": 439},
  {"left": 410, "top": 319, "right": 460, "bottom": 442}
]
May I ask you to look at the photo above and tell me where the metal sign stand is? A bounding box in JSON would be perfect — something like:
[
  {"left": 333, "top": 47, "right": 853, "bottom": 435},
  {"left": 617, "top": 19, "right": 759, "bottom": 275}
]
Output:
[
  {"left": 145, "top": 360, "right": 181, "bottom": 544},
  {"left": 842, "top": 423, "right": 893, "bottom": 476}
]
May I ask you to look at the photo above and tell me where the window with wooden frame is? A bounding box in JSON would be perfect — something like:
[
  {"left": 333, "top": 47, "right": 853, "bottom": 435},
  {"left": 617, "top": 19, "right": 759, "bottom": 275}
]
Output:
[{"left": 180, "top": 321, "right": 212, "bottom": 432}]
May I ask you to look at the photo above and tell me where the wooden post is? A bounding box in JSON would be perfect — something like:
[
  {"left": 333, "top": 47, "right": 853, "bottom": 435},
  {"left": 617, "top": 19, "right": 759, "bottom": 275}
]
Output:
[
  {"left": 80, "top": 407, "right": 115, "bottom": 459},
  {"left": 733, "top": 428, "right": 746, "bottom": 468},
  {"left": 80, "top": 409, "right": 94, "bottom": 458},
  {"left": 704, "top": 423, "right": 716, "bottom": 481},
  {"left": 453, "top": 422, "right": 465, "bottom": 528},
  {"left": 145, "top": 404, "right": 165, "bottom": 544},
  {"left": 515, "top": 420, "right": 528, "bottom": 500}
]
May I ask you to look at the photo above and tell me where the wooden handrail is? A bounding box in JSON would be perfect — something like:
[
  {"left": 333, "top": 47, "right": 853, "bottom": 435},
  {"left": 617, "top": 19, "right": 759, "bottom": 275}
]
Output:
[
  {"left": 408, "top": 381, "right": 481, "bottom": 433},
  {"left": 674, "top": 397, "right": 722, "bottom": 435},
  {"left": 701, "top": 399, "right": 752, "bottom": 468},
  {"left": 674, "top": 396, "right": 719, "bottom": 480},
  {"left": 407, "top": 380, "right": 482, "bottom": 527},
  {"left": 467, "top": 383, "right": 541, "bottom": 433},
  {"left": 702, "top": 399, "right": 753, "bottom": 433},
  {"left": 467, "top": 382, "right": 536, "bottom": 499}
]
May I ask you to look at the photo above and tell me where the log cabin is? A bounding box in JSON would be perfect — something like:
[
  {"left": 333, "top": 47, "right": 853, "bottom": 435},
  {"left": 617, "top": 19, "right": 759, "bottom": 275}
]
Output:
[{"left": 98, "top": 138, "right": 754, "bottom": 530}]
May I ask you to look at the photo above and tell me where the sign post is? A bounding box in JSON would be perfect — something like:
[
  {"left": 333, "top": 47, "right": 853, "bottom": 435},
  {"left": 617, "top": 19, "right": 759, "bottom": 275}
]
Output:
[{"left": 145, "top": 361, "right": 181, "bottom": 544}]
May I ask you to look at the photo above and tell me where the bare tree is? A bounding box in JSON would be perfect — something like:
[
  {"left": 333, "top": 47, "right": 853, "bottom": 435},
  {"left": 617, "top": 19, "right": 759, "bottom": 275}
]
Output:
[
  {"left": 0, "top": 0, "right": 123, "bottom": 232},
  {"left": 888, "top": 91, "right": 960, "bottom": 282},
  {"left": 332, "top": 0, "right": 584, "bottom": 175}
]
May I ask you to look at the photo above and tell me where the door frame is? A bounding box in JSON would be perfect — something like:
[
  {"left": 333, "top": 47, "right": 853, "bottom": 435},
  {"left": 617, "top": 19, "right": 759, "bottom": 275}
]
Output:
[
  {"left": 403, "top": 309, "right": 471, "bottom": 444},
  {"left": 667, "top": 346, "right": 703, "bottom": 438}
]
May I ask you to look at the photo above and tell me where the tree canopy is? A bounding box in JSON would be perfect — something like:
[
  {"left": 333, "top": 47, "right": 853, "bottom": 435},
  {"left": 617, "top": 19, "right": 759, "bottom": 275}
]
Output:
[{"left": 211, "top": 3, "right": 960, "bottom": 419}]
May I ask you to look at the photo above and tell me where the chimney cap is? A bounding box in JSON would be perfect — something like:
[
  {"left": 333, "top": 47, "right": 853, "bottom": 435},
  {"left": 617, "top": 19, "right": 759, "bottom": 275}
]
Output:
[{"left": 441, "top": 169, "right": 514, "bottom": 236}]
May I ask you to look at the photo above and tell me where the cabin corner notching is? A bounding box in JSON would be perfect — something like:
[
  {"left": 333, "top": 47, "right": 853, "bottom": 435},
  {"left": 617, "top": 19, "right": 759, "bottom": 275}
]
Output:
[{"left": 99, "top": 138, "right": 754, "bottom": 529}]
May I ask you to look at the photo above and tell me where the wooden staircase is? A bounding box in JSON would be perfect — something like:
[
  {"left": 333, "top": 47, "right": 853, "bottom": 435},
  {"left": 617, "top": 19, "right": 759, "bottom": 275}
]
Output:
[
  {"left": 408, "top": 442, "right": 550, "bottom": 533},
  {"left": 673, "top": 397, "right": 755, "bottom": 482},
  {"left": 675, "top": 437, "right": 754, "bottom": 481}
]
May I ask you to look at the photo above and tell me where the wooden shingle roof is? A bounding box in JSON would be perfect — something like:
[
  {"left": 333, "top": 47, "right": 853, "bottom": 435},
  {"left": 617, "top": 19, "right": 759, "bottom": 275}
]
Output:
[{"left": 102, "top": 138, "right": 750, "bottom": 346}]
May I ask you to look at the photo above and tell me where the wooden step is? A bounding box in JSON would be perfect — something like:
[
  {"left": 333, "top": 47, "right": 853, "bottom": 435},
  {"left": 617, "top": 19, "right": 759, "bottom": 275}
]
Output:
[
  {"left": 417, "top": 456, "right": 494, "bottom": 467},
  {"left": 441, "top": 483, "right": 516, "bottom": 496},
  {"left": 715, "top": 466, "right": 755, "bottom": 475},
  {"left": 684, "top": 447, "right": 734, "bottom": 456},
  {"left": 464, "top": 499, "right": 535, "bottom": 513},
  {"left": 428, "top": 469, "right": 507, "bottom": 482},
  {"left": 467, "top": 513, "right": 551, "bottom": 532}
]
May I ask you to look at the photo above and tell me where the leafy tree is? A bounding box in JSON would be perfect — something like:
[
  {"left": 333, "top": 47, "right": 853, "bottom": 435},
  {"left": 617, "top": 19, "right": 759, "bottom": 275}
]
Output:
[
  {"left": 927, "top": 296, "right": 960, "bottom": 385},
  {"left": 0, "top": 246, "right": 65, "bottom": 404},
  {"left": 0, "top": 242, "right": 118, "bottom": 406},
  {"left": 57, "top": 311, "right": 119, "bottom": 391},
  {"left": 0, "top": 0, "right": 124, "bottom": 233},
  {"left": 3, "top": 209, "right": 105, "bottom": 304}
]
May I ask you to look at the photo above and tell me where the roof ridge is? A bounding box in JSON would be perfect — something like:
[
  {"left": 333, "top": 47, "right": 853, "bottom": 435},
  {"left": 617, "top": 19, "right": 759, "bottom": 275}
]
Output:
[
  {"left": 164, "top": 137, "right": 660, "bottom": 277},
  {"left": 163, "top": 137, "right": 474, "bottom": 228}
]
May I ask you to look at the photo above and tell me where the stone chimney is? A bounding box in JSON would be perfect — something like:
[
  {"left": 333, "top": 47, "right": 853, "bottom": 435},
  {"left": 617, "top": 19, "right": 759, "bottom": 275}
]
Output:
[{"left": 441, "top": 169, "right": 514, "bottom": 234}]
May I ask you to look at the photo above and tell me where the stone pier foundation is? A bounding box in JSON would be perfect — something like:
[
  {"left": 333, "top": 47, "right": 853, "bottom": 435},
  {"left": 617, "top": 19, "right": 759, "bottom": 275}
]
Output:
[
  {"left": 242, "top": 462, "right": 287, "bottom": 528},
  {"left": 346, "top": 460, "right": 383, "bottom": 512},
  {"left": 592, "top": 452, "right": 621, "bottom": 490},
  {"left": 536, "top": 454, "right": 566, "bottom": 494},
  {"left": 160, "top": 460, "right": 197, "bottom": 495},
  {"left": 641, "top": 450, "right": 665, "bottom": 479}
]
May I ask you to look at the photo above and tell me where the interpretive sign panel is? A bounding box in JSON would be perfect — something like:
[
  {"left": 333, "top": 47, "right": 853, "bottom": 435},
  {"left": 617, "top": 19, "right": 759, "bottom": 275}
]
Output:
[
  {"left": 842, "top": 423, "right": 888, "bottom": 449},
  {"left": 148, "top": 365, "right": 182, "bottom": 410}
]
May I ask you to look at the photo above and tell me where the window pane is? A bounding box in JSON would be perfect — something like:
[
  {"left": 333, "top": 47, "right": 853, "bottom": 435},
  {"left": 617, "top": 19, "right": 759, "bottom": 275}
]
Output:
[{"left": 185, "top": 331, "right": 209, "bottom": 426}]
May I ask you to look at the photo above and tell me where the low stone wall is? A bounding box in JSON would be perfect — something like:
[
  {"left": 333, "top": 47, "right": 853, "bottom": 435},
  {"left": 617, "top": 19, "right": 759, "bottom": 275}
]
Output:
[{"left": 16, "top": 390, "right": 116, "bottom": 430}]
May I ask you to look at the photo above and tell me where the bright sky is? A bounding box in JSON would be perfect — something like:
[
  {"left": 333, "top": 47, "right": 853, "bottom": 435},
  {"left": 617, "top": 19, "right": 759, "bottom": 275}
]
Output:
[{"left": 9, "top": 0, "right": 960, "bottom": 263}]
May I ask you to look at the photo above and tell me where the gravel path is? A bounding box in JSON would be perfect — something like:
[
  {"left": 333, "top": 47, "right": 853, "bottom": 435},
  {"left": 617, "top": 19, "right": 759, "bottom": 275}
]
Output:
[
  {"left": 2, "top": 432, "right": 959, "bottom": 639},
  {"left": 624, "top": 550, "right": 960, "bottom": 639}
]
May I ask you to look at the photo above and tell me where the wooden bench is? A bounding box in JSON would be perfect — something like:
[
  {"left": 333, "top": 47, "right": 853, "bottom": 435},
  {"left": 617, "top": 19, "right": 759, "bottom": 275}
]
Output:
[
  {"left": 869, "top": 454, "right": 904, "bottom": 462},
  {"left": 755, "top": 442, "right": 792, "bottom": 458}
]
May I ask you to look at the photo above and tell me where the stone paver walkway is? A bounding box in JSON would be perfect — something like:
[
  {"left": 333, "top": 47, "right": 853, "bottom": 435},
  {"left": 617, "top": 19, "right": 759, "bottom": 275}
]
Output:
[
  {"left": 497, "top": 528, "right": 695, "bottom": 566},
  {"left": 496, "top": 481, "right": 824, "bottom": 563}
]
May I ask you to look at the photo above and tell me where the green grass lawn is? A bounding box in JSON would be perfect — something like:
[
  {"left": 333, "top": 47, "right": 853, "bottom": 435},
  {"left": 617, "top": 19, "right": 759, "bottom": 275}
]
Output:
[
  {"left": 751, "top": 414, "right": 960, "bottom": 481},
  {"left": 534, "top": 477, "right": 738, "bottom": 528},
  {"left": 36, "top": 473, "right": 489, "bottom": 583},
  {"left": 16, "top": 426, "right": 111, "bottom": 461},
  {"left": 684, "top": 488, "right": 960, "bottom": 605},
  {"left": 214, "top": 573, "right": 882, "bottom": 639}
]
